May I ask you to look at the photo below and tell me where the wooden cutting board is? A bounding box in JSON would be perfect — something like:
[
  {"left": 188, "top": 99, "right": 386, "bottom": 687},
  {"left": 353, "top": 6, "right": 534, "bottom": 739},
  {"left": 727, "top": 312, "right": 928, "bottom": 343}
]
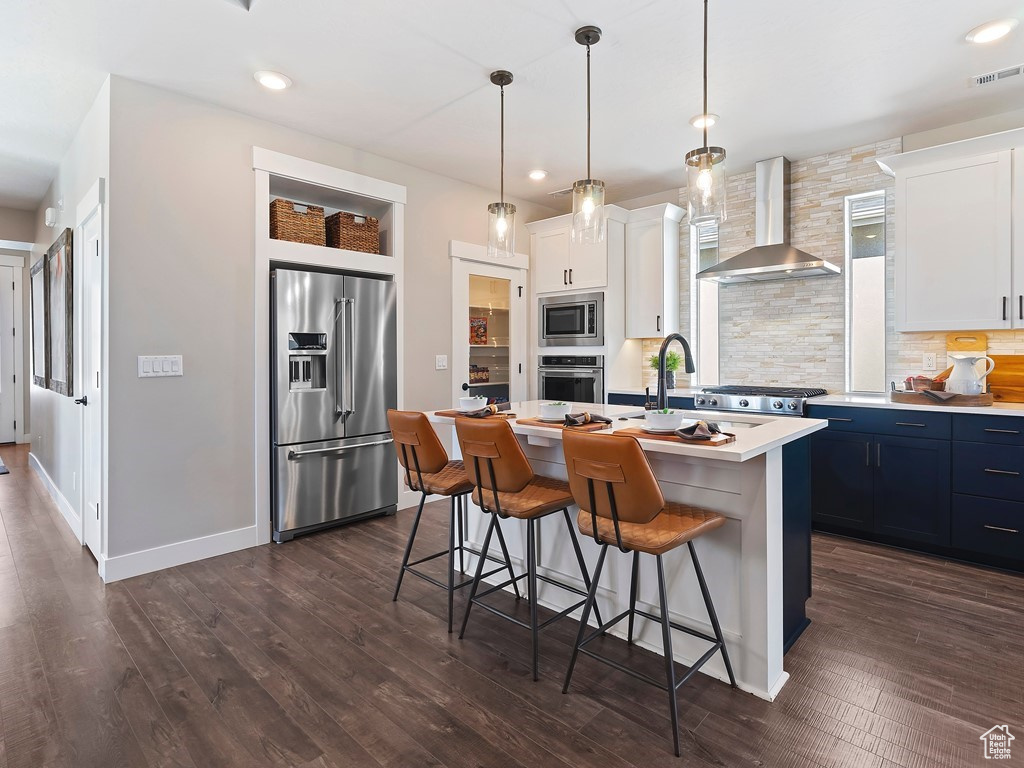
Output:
[
  {"left": 515, "top": 417, "right": 611, "bottom": 432},
  {"left": 617, "top": 426, "right": 736, "bottom": 446},
  {"left": 890, "top": 392, "right": 993, "bottom": 407},
  {"left": 989, "top": 355, "right": 1024, "bottom": 403}
]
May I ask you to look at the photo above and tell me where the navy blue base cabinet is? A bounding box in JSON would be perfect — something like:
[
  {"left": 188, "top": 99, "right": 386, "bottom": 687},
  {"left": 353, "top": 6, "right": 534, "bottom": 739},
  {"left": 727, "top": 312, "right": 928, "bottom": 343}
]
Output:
[{"left": 806, "top": 405, "right": 1022, "bottom": 573}]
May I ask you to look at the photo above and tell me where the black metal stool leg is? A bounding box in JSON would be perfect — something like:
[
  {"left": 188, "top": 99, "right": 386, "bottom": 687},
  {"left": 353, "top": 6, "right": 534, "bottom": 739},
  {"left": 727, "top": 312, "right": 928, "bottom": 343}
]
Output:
[
  {"left": 492, "top": 515, "right": 522, "bottom": 600},
  {"left": 457, "top": 494, "right": 465, "bottom": 575},
  {"left": 688, "top": 540, "right": 737, "bottom": 687},
  {"left": 526, "top": 518, "right": 540, "bottom": 681},
  {"left": 627, "top": 550, "right": 640, "bottom": 645},
  {"left": 393, "top": 491, "right": 427, "bottom": 602},
  {"left": 458, "top": 512, "right": 497, "bottom": 639},
  {"left": 656, "top": 554, "right": 681, "bottom": 758},
  {"left": 562, "top": 543, "right": 608, "bottom": 694},
  {"left": 563, "top": 509, "right": 604, "bottom": 629},
  {"left": 447, "top": 495, "right": 456, "bottom": 633}
]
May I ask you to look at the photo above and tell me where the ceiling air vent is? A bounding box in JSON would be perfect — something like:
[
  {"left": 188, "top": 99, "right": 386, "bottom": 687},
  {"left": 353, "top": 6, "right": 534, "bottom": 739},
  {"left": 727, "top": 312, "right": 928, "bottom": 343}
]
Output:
[{"left": 973, "top": 64, "right": 1024, "bottom": 87}]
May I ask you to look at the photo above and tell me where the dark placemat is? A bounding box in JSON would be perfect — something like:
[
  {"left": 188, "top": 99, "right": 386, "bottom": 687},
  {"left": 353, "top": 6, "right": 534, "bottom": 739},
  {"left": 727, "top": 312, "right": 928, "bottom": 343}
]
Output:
[
  {"left": 515, "top": 417, "right": 611, "bottom": 432},
  {"left": 617, "top": 426, "right": 736, "bottom": 445}
]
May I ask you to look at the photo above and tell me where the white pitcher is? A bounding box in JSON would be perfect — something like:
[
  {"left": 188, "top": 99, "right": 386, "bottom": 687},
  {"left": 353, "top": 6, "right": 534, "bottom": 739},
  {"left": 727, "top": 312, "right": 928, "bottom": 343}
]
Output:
[{"left": 945, "top": 354, "right": 995, "bottom": 395}]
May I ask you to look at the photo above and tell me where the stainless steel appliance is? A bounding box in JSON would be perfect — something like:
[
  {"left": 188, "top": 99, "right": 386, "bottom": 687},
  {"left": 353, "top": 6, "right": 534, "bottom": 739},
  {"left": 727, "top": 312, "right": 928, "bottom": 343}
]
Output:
[
  {"left": 695, "top": 385, "right": 828, "bottom": 416},
  {"left": 538, "top": 292, "right": 603, "bottom": 347},
  {"left": 271, "top": 267, "right": 397, "bottom": 542},
  {"left": 538, "top": 355, "right": 604, "bottom": 404}
]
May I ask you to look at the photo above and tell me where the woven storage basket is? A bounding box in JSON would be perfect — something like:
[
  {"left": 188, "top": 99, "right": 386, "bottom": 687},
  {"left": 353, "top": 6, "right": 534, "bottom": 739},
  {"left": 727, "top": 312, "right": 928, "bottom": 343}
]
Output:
[
  {"left": 326, "top": 211, "right": 380, "bottom": 254},
  {"left": 270, "top": 199, "right": 326, "bottom": 246}
]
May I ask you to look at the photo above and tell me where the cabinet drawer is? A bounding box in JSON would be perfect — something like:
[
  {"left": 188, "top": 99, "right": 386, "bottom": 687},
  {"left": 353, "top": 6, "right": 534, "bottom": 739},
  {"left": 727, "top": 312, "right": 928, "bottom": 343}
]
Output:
[
  {"left": 952, "top": 414, "right": 1024, "bottom": 446},
  {"left": 952, "top": 442, "right": 1024, "bottom": 500},
  {"left": 806, "top": 406, "right": 950, "bottom": 438},
  {"left": 951, "top": 494, "right": 1024, "bottom": 562}
]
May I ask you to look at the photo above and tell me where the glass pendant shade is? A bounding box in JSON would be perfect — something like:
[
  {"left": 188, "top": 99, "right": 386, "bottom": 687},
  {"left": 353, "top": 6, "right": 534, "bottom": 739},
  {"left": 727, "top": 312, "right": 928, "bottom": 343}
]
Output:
[
  {"left": 487, "top": 201, "right": 516, "bottom": 259},
  {"left": 685, "top": 146, "right": 727, "bottom": 224},
  {"left": 570, "top": 179, "right": 606, "bottom": 245}
]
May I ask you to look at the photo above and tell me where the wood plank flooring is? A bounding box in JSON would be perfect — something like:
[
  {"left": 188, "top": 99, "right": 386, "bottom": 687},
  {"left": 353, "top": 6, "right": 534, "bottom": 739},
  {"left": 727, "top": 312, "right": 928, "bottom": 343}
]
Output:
[{"left": 0, "top": 443, "right": 1020, "bottom": 767}]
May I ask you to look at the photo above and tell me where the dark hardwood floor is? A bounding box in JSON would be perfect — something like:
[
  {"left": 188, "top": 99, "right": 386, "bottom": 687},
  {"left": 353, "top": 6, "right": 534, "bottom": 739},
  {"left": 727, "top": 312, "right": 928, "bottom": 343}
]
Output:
[{"left": 0, "top": 443, "right": 1020, "bottom": 767}]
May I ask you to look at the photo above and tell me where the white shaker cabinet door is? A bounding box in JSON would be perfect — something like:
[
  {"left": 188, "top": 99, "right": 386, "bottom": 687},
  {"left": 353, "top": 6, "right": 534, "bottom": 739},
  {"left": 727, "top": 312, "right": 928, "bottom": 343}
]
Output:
[
  {"left": 1013, "top": 148, "right": 1024, "bottom": 328},
  {"left": 566, "top": 238, "right": 608, "bottom": 291},
  {"left": 896, "top": 151, "right": 1012, "bottom": 331},
  {"left": 625, "top": 217, "right": 671, "bottom": 337},
  {"left": 532, "top": 227, "right": 571, "bottom": 294}
]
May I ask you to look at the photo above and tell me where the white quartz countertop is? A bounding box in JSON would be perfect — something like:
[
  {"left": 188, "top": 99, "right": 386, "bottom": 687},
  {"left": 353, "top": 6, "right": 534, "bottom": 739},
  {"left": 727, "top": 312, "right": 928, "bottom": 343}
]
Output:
[
  {"left": 428, "top": 400, "right": 826, "bottom": 463},
  {"left": 606, "top": 387, "right": 702, "bottom": 397},
  {"left": 812, "top": 393, "right": 1024, "bottom": 417}
]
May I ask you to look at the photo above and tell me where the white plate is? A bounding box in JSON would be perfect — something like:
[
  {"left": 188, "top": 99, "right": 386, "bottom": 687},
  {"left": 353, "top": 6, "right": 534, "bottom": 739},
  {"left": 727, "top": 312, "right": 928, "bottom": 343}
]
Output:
[
  {"left": 640, "top": 424, "right": 678, "bottom": 434},
  {"left": 535, "top": 416, "right": 566, "bottom": 423}
]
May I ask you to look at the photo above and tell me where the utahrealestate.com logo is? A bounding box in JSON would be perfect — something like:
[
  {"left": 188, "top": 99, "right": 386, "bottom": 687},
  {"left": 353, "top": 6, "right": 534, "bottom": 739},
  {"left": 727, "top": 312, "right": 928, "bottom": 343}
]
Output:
[{"left": 980, "top": 725, "right": 1015, "bottom": 760}]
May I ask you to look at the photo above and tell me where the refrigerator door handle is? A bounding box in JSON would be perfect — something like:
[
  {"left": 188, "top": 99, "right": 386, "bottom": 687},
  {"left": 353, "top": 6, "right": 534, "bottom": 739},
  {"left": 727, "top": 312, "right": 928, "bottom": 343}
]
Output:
[
  {"left": 288, "top": 438, "right": 393, "bottom": 460},
  {"left": 346, "top": 297, "right": 357, "bottom": 416},
  {"left": 334, "top": 298, "right": 354, "bottom": 417}
]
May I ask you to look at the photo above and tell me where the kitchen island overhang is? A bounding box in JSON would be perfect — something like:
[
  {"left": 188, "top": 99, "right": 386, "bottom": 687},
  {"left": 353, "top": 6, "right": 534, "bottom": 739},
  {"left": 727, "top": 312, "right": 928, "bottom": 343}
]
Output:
[{"left": 426, "top": 401, "right": 827, "bottom": 701}]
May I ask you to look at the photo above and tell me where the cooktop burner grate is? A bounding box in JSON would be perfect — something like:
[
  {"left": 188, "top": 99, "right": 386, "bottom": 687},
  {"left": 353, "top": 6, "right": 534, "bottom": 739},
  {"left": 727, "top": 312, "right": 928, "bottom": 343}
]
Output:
[{"left": 703, "top": 386, "right": 828, "bottom": 398}]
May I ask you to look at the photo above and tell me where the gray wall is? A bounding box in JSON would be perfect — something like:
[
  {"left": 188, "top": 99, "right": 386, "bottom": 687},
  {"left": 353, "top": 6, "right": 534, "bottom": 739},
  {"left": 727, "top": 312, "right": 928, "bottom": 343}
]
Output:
[
  {"left": 104, "top": 77, "right": 555, "bottom": 557},
  {"left": 0, "top": 208, "right": 35, "bottom": 242}
]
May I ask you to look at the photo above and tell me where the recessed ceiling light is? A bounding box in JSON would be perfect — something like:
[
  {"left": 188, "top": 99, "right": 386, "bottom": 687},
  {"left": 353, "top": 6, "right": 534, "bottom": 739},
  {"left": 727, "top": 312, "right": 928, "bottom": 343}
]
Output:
[
  {"left": 689, "top": 113, "right": 719, "bottom": 130},
  {"left": 254, "top": 70, "right": 292, "bottom": 90},
  {"left": 528, "top": 169, "right": 548, "bottom": 181},
  {"left": 966, "top": 18, "right": 1018, "bottom": 44}
]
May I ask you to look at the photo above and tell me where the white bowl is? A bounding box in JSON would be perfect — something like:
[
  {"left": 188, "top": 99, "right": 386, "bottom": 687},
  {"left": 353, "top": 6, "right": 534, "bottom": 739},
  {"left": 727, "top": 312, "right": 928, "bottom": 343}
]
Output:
[
  {"left": 459, "top": 396, "right": 487, "bottom": 410},
  {"left": 539, "top": 402, "right": 572, "bottom": 420},
  {"left": 645, "top": 410, "right": 684, "bottom": 431}
]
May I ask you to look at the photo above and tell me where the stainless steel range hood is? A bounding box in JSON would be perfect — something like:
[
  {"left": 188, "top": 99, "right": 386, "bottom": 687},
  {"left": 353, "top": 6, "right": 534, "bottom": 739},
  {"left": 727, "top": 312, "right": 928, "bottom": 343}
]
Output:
[{"left": 696, "top": 156, "right": 841, "bottom": 283}]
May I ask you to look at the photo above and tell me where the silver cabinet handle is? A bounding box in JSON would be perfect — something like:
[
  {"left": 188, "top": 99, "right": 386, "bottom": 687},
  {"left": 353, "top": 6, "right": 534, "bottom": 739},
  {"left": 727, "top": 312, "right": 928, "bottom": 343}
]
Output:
[
  {"left": 288, "top": 438, "right": 393, "bottom": 460},
  {"left": 983, "top": 468, "right": 1020, "bottom": 476},
  {"left": 865, "top": 442, "right": 870, "bottom": 466},
  {"left": 895, "top": 422, "right": 927, "bottom": 428},
  {"left": 983, "top": 524, "right": 1019, "bottom": 534},
  {"left": 830, "top": 417, "right": 854, "bottom": 422},
  {"left": 984, "top": 428, "right": 1021, "bottom": 435}
]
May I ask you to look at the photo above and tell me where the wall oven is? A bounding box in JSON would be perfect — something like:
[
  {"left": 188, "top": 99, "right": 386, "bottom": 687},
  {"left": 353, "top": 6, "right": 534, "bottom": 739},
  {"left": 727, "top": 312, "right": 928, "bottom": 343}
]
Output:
[
  {"left": 538, "top": 292, "right": 603, "bottom": 347},
  {"left": 538, "top": 355, "right": 604, "bottom": 404}
]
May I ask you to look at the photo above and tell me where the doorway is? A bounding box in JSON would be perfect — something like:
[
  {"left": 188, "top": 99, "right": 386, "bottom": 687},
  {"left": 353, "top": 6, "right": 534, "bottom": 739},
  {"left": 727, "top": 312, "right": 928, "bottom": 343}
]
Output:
[
  {"left": 0, "top": 267, "right": 16, "bottom": 443},
  {"left": 78, "top": 194, "right": 104, "bottom": 560},
  {"left": 451, "top": 255, "right": 527, "bottom": 406}
]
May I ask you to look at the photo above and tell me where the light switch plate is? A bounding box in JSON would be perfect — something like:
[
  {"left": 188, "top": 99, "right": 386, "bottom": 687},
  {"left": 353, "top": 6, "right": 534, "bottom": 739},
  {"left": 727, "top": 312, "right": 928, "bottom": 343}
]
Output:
[
  {"left": 435, "top": 355, "right": 448, "bottom": 370},
  {"left": 138, "top": 355, "right": 183, "bottom": 377}
]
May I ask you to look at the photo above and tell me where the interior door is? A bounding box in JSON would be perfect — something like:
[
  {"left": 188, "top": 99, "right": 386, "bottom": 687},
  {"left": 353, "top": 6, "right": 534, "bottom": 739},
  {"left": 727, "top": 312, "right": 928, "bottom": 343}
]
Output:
[
  {"left": 80, "top": 207, "right": 103, "bottom": 558},
  {"left": 452, "top": 258, "right": 527, "bottom": 406},
  {"left": 0, "top": 267, "right": 14, "bottom": 444}
]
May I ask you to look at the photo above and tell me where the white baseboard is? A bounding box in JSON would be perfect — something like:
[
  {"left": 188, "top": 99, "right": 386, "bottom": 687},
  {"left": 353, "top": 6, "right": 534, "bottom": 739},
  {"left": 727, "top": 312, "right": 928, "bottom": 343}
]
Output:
[
  {"left": 28, "top": 452, "right": 82, "bottom": 544},
  {"left": 398, "top": 488, "right": 443, "bottom": 510},
  {"left": 100, "top": 524, "right": 260, "bottom": 583}
]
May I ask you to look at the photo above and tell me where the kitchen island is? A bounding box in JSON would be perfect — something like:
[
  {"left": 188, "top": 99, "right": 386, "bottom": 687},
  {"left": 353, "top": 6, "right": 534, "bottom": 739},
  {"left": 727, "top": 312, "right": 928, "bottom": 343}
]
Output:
[{"left": 427, "top": 401, "right": 827, "bottom": 701}]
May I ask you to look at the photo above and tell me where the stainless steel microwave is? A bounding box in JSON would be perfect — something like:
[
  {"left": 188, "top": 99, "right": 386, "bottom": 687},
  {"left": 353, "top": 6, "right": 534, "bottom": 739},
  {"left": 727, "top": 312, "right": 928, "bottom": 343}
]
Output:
[{"left": 538, "top": 292, "right": 604, "bottom": 347}]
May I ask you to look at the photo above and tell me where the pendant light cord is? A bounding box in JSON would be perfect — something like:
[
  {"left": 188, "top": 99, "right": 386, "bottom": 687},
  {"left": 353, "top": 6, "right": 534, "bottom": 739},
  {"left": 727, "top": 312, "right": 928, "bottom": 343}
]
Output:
[
  {"left": 500, "top": 84, "right": 505, "bottom": 205},
  {"left": 586, "top": 43, "right": 592, "bottom": 180},
  {"left": 702, "top": 0, "right": 709, "bottom": 150}
]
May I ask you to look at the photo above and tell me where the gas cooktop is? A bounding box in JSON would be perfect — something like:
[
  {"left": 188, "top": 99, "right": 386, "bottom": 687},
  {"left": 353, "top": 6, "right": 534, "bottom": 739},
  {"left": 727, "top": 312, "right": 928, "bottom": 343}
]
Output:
[{"left": 695, "top": 385, "right": 828, "bottom": 416}]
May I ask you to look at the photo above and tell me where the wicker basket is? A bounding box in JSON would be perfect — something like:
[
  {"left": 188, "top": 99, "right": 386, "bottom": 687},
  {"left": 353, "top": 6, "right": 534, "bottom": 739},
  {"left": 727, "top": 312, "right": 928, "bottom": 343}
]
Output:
[
  {"left": 326, "top": 211, "right": 380, "bottom": 254},
  {"left": 270, "top": 199, "right": 326, "bottom": 246}
]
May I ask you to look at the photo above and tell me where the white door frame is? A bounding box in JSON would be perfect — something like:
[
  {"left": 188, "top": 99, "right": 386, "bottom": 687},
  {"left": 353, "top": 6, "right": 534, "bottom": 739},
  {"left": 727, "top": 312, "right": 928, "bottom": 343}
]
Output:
[
  {"left": 449, "top": 241, "right": 529, "bottom": 407},
  {"left": 76, "top": 180, "right": 108, "bottom": 569},
  {"left": 0, "top": 251, "right": 26, "bottom": 442}
]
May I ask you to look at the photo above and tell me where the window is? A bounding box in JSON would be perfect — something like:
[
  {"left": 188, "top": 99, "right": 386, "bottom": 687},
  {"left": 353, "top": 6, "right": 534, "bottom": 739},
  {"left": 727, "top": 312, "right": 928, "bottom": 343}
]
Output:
[
  {"left": 846, "top": 191, "right": 886, "bottom": 392},
  {"left": 690, "top": 220, "right": 720, "bottom": 385}
]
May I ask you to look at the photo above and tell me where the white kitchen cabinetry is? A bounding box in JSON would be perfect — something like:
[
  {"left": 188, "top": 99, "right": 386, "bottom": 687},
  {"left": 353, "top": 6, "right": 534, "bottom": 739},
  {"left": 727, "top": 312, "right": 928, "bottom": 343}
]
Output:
[
  {"left": 526, "top": 208, "right": 627, "bottom": 294},
  {"left": 625, "top": 203, "right": 684, "bottom": 338},
  {"left": 882, "top": 129, "right": 1024, "bottom": 332}
]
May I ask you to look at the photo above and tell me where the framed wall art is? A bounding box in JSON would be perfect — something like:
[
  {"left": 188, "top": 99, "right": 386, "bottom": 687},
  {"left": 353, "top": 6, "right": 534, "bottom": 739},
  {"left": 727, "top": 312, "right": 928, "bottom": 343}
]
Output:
[
  {"left": 45, "top": 228, "right": 73, "bottom": 396},
  {"left": 30, "top": 256, "right": 49, "bottom": 388}
]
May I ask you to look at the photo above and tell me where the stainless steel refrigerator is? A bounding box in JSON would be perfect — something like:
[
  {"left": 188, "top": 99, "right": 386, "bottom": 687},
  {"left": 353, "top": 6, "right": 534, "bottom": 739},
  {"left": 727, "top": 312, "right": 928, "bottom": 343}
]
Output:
[{"left": 271, "top": 267, "right": 397, "bottom": 542}]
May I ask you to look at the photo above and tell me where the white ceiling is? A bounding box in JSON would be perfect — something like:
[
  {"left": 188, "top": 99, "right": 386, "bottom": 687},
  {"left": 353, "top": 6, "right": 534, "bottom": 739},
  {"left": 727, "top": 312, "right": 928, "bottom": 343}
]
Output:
[{"left": 1, "top": 0, "right": 1023, "bottom": 211}]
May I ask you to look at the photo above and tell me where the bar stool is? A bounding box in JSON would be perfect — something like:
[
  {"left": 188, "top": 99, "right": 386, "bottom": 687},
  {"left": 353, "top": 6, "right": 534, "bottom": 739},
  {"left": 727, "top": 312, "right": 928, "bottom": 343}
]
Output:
[
  {"left": 560, "top": 430, "right": 736, "bottom": 757},
  {"left": 455, "top": 417, "right": 603, "bottom": 681},
  {"left": 387, "top": 410, "right": 520, "bottom": 633}
]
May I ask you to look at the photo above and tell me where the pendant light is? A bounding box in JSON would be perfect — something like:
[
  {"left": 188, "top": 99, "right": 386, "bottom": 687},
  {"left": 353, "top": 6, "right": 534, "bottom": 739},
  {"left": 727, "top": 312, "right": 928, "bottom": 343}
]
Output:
[
  {"left": 685, "top": 0, "right": 727, "bottom": 224},
  {"left": 570, "top": 26, "right": 606, "bottom": 245},
  {"left": 487, "top": 70, "right": 516, "bottom": 259}
]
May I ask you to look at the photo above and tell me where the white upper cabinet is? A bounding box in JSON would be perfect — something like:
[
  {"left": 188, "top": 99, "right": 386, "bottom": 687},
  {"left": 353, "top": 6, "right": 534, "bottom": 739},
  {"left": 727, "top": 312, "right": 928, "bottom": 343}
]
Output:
[
  {"left": 883, "top": 129, "right": 1024, "bottom": 332},
  {"left": 625, "top": 204, "right": 684, "bottom": 338},
  {"left": 533, "top": 227, "right": 571, "bottom": 294},
  {"left": 526, "top": 208, "right": 626, "bottom": 294}
]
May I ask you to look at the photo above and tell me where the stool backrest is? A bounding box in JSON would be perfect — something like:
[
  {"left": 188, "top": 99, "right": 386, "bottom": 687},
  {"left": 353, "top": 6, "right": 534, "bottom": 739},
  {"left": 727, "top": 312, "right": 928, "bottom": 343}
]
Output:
[
  {"left": 455, "top": 418, "right": 533, "bottom": 494},
  {"left": 562, "top": 431, "right": 665, "bottom": 548},
  {"left": 387, "top": 410, "right": 449, "bottom": 492}
]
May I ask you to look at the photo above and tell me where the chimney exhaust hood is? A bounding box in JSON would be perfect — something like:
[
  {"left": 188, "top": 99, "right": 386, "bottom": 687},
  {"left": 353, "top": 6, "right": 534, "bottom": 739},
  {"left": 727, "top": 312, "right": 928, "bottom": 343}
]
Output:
[{"left": 695, "top": 156, "right": 840, "bottom": 282}]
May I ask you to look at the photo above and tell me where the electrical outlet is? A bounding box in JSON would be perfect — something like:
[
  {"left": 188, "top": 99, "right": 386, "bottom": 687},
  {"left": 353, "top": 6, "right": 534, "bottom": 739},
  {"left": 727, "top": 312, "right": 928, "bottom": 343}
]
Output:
[
  {"left": 435, "top": 355, "right": 448, "bottom": 371},
  {"left": 922, "top": 353, "right": 937, "bottom": 371}
]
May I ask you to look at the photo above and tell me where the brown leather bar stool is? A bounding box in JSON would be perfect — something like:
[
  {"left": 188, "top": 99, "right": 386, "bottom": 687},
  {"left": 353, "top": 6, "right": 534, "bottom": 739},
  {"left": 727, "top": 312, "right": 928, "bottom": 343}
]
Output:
[
  {"left": 387, "top": 410, "right": 520, "bottom": 633},
  {"left": 561, "top": 430, "right": 736, "bottom": 758},
  {"left": 455, "top": 417, "right": 603, "bottom": 681}
]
